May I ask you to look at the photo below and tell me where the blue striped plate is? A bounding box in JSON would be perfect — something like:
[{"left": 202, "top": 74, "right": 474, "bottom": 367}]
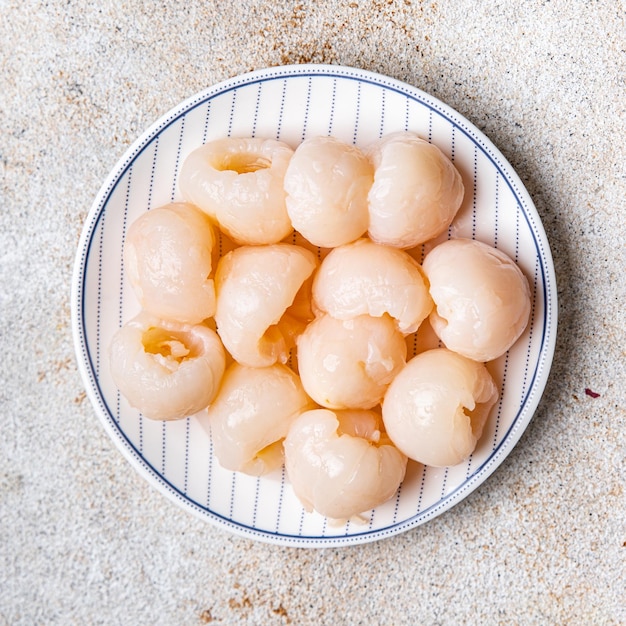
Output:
[{"left": 71, "top": 65, "right": 557, "bottom": 547}]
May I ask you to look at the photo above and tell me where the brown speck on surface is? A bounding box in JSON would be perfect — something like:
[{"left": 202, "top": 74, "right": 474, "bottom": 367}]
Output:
[
  {"left": 55, "top": 358, "right": 72, "bottom": 372},
  {"left": 228, "top": 594, "right": 252, "bottom": 611},
  {"left": 272, "top": 603, "right": 290, "bottom": 622},
  {"left": 199, "top": 609, "right": 213, "bottom": 623},
  {"left": 585, "top": 388, "right": 601, "bottom": 398},
  {"left": 279, "top": 40, "right": 337, "bottom": 67}
]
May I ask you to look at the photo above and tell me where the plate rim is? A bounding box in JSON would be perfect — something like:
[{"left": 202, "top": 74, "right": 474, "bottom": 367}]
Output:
[{"left": 71, "top": 63, "right": 558, "bottom": 547}]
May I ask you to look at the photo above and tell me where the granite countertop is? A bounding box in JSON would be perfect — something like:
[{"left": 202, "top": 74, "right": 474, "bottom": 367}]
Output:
[{"left": 1, "top": 1, "right": 624, "bottom": 624}]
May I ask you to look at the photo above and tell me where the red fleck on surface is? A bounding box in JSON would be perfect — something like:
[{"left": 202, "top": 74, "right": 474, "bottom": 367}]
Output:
[{"left": 585, "top": 388, "right": 601, "bottom": 398}]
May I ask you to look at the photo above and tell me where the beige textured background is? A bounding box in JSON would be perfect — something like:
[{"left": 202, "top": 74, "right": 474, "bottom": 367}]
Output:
[{"left": 1, "top": 1, "right": 625, "bottom": 624}]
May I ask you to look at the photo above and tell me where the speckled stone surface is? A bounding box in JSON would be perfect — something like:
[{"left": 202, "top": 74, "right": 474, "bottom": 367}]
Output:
[{"left": 1, "top": 1, "right": 625, "bottom": 624}]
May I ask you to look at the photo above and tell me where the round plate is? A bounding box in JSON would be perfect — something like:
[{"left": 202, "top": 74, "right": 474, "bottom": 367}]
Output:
[{"left": 71, "top": 65, "right": 557, "bottom": 547}]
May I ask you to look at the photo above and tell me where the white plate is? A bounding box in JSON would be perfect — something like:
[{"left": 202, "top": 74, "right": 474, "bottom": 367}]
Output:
[{"left": 71, "top": 65, "right": 557, "bottom": 547}]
